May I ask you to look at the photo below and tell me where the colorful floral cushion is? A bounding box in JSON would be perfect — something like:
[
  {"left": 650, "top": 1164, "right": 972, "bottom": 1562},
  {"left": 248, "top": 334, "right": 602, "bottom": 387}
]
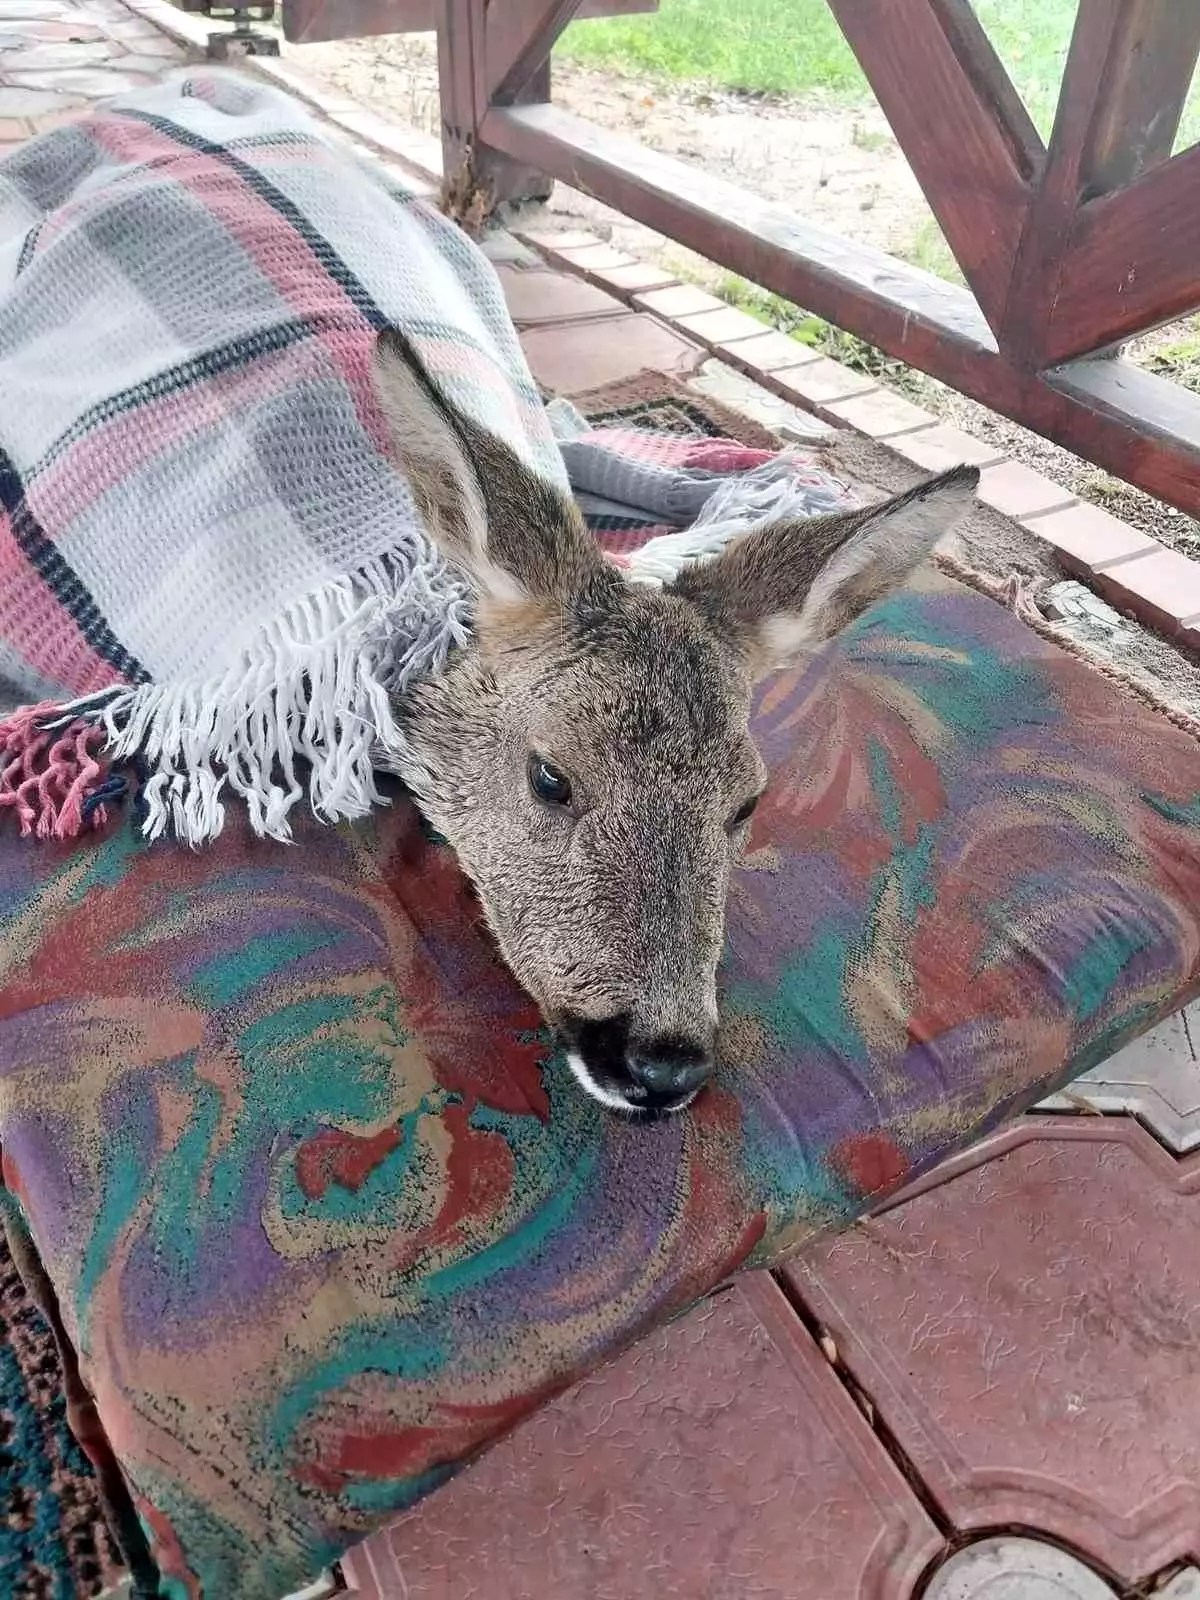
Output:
[{"left": 2, "top": 568, "right": 1199, "bottom": 1598}]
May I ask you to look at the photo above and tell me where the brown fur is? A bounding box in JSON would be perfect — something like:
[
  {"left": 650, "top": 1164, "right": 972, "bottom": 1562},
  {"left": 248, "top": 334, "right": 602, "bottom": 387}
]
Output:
[{"left": 372, "top": 329, "right": 978, "bottom": 1116}]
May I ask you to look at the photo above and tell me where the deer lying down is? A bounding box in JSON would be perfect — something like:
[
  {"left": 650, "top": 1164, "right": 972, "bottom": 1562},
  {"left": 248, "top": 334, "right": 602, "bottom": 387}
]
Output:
[{"left": 372, "top": 331, "right": 980, "bottom": 1118}]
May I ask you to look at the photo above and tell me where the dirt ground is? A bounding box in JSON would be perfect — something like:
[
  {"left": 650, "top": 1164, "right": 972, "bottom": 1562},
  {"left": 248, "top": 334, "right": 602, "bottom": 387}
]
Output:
[{"left": 292, "top": 32, "right": 1200, "bottom": 559}]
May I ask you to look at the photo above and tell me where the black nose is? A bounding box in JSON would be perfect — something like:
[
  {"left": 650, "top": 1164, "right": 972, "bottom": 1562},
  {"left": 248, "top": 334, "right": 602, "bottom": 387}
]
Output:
[{"left": 628, "top": 1040, "right": 713, "bottom": 1103}]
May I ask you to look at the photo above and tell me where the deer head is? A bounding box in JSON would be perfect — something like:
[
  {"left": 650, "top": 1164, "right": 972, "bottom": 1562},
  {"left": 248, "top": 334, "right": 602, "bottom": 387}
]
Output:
[{"left": 373, "top": 329, "right": 978, "bottom": 1117}]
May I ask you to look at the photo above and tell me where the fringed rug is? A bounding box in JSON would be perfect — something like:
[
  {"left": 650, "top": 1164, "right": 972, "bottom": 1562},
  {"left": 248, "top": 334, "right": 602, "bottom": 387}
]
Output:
[{"left": 0, "top": 1232, "right": 125, "bottom": 1600}]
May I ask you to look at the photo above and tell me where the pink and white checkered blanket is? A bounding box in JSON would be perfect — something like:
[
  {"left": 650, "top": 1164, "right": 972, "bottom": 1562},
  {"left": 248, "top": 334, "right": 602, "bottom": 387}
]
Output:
[{"left": 0, "top": 70, "right": 853, "bottom": 847}]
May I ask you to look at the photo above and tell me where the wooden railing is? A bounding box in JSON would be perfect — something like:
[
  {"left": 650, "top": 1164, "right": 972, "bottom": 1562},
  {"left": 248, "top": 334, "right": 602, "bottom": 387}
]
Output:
[
  {"left": 282, "top": 0, "right": 1200, "bottom": 519},
  {"left": 281, "top": 0, "right": 656, "bottom": 46}
]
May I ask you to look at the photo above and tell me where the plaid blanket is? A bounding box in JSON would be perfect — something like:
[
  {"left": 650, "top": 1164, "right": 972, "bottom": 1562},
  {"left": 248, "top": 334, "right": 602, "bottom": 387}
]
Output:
[{"left": 0, "top": 70, "right": 852, "bottom": 848}]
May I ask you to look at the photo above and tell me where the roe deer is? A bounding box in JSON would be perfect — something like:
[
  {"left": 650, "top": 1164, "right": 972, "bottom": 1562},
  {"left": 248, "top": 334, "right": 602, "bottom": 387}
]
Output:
[{"left": 373, "top": 329, "right": 979, "bottom": 1117}]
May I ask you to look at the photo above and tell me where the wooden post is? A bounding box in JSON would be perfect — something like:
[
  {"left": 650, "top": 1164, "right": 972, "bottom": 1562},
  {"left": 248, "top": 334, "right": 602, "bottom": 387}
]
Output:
[
  {"left": 827, "top": 0, "right": 1039, "bottom": 330},
  {"left": 1081, "top": 0, "right": 1200, "bottom": 197},
  {"left": 439, "top": 0, "right": 588, "bottom": 209}
]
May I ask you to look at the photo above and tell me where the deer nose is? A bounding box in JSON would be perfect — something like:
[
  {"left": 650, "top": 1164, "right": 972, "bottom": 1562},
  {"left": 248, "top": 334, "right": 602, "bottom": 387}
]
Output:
[{"left": 628, "top": 1041, "right": 713, "bottom": 1103}]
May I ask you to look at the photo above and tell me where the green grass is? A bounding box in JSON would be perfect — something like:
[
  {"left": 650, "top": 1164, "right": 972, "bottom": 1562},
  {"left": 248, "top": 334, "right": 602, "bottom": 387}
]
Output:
[
  {"left": 1142, "top": 322, "right": 1200, "bottom": 392},
  {"left": 558, "top": 0, "right": 1200, "bottom": 146},
  {"left": 904, "top": 217, "right": 964, "bottom": 286},
  {"left": 559, "top": 0, "right": 863, "bottom": 100}
]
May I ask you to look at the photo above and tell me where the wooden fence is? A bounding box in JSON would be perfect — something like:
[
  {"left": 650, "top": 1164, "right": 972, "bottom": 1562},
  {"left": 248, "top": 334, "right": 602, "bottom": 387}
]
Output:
[{"left": 280, "top": 0, "right": 1200, "bottom": 516}]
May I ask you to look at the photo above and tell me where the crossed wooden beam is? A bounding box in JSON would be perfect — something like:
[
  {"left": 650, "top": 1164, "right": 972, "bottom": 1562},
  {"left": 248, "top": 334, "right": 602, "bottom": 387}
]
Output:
[{"left": 836, "top": 0, "right": 1200, "bottom": 368}]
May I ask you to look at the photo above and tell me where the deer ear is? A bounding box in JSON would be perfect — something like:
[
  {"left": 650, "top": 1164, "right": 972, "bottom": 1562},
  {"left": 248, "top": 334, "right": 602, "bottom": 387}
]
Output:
[
  {"left": 671, "top": 465, "right": 979, "bottom": 674},
  {"left": 371, "top": 328, "right": 604, "bottom": 605}
]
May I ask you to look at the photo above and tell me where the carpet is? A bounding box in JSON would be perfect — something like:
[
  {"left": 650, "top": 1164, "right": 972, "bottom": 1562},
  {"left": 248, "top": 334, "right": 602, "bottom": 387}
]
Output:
[
  {"left": 569, "top": 371, "right": 785, "bottom": 449},
  {"left": 0, "top": 1232, "right": 125, "bottom": 1600}
]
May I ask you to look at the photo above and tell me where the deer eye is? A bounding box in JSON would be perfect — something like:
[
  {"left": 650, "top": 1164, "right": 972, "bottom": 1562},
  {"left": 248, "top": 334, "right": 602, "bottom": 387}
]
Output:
[
  {"left": 729, "top": 793, "right": 760, "bottom": 831},
  {"left": 528, "top": 755, "right": 572, "bottom": 807}
]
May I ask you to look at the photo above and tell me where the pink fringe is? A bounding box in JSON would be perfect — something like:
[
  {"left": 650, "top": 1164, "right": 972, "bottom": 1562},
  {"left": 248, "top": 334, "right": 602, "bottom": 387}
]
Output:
[
  {"left": 0, "top": 701, "right": 113, "bottom": 840},
  {"left": 680, "top": 440, "right": 775, "bottom": 473}
]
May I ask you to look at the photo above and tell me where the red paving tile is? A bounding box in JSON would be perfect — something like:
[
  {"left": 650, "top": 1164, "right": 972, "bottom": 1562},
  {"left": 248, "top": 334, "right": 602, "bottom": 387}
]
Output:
[
  {"left": 0, "top": 83, "right": 85, "bottom": 113},
  {"left": 11, "top": 37, "right": 123, "bottom": 64},
  {"left": 0, "top": 18, "right": 104, "bottom": 38},
  {"left": 1091, "top": 543, "right": 1200, "bottom": 635},
  {"left": 6, "top": 64, "right": 157, "bottom": 93},
  {"left": 673, "top": 303, "right": 772, "bottom": 344},
  {"left": 517, "top": 227, "right": 605, "bottom": 253},
  {"left": 783, "top": 1119, "right": 1200, "bottom": 1587},
  {"left": 888, "top": 421, "right": 1006, "bottom": 471},
  {"left": 586, "top": 259, "right": 678, "bottom": 295},
  {"left": 715, "top": 326, "right": 824, "bottom": 372},
  {"left": 824, "top": 387, "right": 939, "bottom": 439},
  {"left": 552, "top": 241, "right": 639, "bottom": 274},
  {"left": 977, "top": 459, "right": 1076, "bottom": 520},
  {"left": 1022, "top": 499, "right": 1158, "bottom": 570},
  {"left": 494, "top": 262, "right": 628, "bottom": 327},
  {"left": 340, "top": 1275, "right": 942, "bottom": 1600},
  {"left": 770, "top": 355, "right": 878, "bottom": 409},
  {"left": 632, "top": 282, "right": 724, "bottom": 318},
  {"left": 518, "top": 311, "right": 705, "bottom": 394},
  {"left": 26, "top": 105, "right": 85, "bottom": 132}
]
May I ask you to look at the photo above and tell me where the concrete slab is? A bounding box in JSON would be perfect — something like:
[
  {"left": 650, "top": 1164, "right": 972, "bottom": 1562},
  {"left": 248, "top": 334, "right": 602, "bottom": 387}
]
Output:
[
  {"left": 924, "top": 1537, "right": 1114, "bottom": 1600},
  {"left": 1039, "top": 1005, "right": 1200, "bottom": 1152}
]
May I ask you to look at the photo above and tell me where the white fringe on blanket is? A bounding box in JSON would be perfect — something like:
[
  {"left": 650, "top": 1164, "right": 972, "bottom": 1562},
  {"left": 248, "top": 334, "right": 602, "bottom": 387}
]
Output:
[
  {"left": 50, "top": 561, "right": 472, "bottom": 846},
  {"left": 0, "top": 70, "right": 547, "bottom": 848},
  {"left": 42, "top": 455, "right": 831, "bottom": 848},
  {"left": 624, "top": 454, "right": 843, "bottom": 585}
]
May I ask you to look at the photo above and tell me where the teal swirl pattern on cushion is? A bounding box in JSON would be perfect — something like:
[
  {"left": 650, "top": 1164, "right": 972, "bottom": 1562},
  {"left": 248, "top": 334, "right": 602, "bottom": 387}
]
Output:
[{"left": 2, "top": 568, "right": 1200, "bottom": 1597}]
